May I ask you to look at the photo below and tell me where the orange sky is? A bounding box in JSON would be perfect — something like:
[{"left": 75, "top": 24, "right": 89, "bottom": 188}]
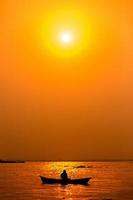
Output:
[{"left": 0, "top": 0, "right": 133, "bottom": 160}]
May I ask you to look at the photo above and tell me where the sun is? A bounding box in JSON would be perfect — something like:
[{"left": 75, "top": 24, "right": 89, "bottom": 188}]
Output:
[
  {"left": 61, "top": 32, "right": 72, "bottom": 44},
  {"left": 40, "top": 7, "right": 92, "bottom": 57}
]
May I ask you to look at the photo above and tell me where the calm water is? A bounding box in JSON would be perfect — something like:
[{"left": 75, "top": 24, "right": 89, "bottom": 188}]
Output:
[{"left": 0, "top": 161, "right": 133, "bottom": 200}]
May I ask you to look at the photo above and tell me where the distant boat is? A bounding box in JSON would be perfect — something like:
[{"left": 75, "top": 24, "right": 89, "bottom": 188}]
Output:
[
  {"left": 0, "top": 160, "right": 25, "bottom": 163},
  {"left": 74, "top": 165, "right": 93, "bottom": 169},
  {"left": 40, "top": 176, "right": 91, "bottom": 185}
]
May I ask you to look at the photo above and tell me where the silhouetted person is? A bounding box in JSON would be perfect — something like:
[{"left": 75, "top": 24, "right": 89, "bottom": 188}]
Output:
[{"left": 60, "top": 170, "right": 68, "bottom": 181}]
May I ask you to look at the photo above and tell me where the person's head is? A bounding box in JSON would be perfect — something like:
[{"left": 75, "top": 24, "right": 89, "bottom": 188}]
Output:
[{"left": 63, "top": 170, "right": 66, "bottom": 173}]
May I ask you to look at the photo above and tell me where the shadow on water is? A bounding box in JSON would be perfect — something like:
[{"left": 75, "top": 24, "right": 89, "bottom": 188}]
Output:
[{"left": 40, "top": 181, "right": 90, "bottom": 186}]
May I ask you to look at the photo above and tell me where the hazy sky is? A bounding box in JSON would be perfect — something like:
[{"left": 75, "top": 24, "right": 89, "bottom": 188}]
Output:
[{"left": 0, "top": 0, "right": 133, "bottom": 160}]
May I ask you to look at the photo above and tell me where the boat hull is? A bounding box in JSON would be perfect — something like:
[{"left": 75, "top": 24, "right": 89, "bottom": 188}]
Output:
[{"left": 40, "top": 176, "right": 91, "bottom": 185}]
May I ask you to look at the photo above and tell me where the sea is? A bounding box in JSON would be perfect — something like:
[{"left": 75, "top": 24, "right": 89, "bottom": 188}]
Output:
[{"left": 0, "top": 161, "right": 133, "bottom": 200}]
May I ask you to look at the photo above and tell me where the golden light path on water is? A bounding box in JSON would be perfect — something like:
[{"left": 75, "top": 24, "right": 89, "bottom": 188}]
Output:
[
  {"left": 35, "top": 161, "right": 133, "bottom": 200},
  {"left": 0, "top": 162, "right": 133, "bottom": 200}
]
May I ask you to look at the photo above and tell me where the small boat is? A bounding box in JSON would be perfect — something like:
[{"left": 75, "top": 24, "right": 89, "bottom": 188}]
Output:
[
  {"left": 74, "top": 165, "right": 93, "bottom": 169},
  {"left": 40, "top": 176, "right": 91, "bottom": 185}
]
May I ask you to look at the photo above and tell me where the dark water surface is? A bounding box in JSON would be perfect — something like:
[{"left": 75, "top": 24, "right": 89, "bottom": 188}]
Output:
[{"left": 0, "top": 161, "right": 133, "bottom": 200}]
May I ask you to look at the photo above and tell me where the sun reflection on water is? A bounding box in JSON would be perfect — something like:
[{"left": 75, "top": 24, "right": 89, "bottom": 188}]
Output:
[
  {"left": 1, "top": 162, "right": 132, "bottom": 200},
  {"left": 46, "top": 161, "right": 87, "bottom": 177}
]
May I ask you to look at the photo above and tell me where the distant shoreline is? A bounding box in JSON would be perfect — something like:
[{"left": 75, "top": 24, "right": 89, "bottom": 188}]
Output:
[{"left": 0, "top": 160, "right": 25, "bottom": 163}]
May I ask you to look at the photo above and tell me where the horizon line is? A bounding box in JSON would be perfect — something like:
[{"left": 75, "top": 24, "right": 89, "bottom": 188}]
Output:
[{"left": 23, "top": 159, "right": 133, "bottom": 162}]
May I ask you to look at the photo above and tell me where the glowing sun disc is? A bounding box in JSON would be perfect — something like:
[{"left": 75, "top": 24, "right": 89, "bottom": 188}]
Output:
[{"left": 61, "top": 33, "right": 72, "bottom": 43}]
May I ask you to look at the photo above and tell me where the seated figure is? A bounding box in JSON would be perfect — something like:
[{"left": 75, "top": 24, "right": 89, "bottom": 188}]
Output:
[{"left": 60, "top": 170, "right": 68, "bottom": 181}]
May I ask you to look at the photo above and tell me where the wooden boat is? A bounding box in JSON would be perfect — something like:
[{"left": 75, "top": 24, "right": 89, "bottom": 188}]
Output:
[{"left": 40, "top": 176, "right": 91, "bottom": 185}]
